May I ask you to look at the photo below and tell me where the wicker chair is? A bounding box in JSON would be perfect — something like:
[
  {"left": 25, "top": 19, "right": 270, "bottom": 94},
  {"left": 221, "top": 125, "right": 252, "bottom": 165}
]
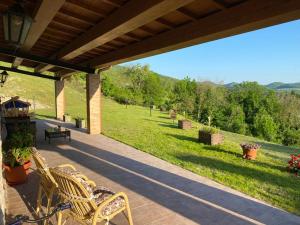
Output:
[
  {"left": 50, "top": 167, "right": 133, "bottom": 225},
  {"left": 31, "top": 148, "right": 76, "bottom": 225}
]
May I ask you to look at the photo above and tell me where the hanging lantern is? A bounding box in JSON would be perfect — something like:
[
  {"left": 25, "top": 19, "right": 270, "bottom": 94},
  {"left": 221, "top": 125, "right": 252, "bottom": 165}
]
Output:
[
  {"left": 0, "top": 71, "right": 9, "bottom": 86},
  {"left": 2, "top": 0, "right": 33, "bottom": 47}
]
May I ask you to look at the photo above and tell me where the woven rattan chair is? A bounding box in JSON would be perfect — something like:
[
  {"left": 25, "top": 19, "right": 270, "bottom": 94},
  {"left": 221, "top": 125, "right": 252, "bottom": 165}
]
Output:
[
  {"left": 50, "top": 167, "right": 133, "bottom": 225},
  {"left": 31, "top": 148, "right": 76, "bottom": 225}
]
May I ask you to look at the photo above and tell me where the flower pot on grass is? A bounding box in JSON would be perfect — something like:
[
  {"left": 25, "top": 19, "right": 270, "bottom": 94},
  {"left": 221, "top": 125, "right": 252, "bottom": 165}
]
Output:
[
  {"left": 198, "top": 127, "right": 223, "bottom": 145},
  {"left": 63, "top": 114, "right": 72, "bottom": 122},
  {"left": 240, "top": 143, "right": 261, "bottom": 160},
  {"left": 75, "top": 117, "right": 86, "bottom": 128},
  {"left": 178, "top": 120, "right": 192, "bottom": 130}
]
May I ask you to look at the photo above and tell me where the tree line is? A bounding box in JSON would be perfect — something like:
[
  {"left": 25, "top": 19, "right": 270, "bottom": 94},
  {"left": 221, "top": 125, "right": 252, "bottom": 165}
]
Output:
[{"left": 100, "top": 64, "right": 300, "bottom": 146}]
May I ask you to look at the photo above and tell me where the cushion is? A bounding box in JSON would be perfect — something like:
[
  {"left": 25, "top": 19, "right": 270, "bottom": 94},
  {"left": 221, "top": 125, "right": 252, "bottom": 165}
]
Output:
[
  {"left": 55, "top": 167, "right": 125, "bottom": 216},
  {"left": 93, "top": 187, "right": 125, "bottom": 217}
]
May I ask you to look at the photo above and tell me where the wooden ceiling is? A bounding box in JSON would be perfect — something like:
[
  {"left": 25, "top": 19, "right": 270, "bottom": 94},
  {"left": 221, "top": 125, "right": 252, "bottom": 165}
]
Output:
[{"left": 0, "top": 0, "right": 300, "bottom": 78}]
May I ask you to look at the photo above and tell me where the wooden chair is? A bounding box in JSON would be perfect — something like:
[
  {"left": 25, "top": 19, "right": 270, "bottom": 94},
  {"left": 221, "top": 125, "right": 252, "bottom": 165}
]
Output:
[
  {"left": 31, "top": 148, "right": 76, "bottom": 225},
  {"left": 50, "top": 167, "right": 133, "bottom": 225}
]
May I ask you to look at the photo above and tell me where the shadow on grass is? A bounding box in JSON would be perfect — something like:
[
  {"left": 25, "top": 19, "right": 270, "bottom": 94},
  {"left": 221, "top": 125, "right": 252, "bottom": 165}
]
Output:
[
  {"left": 158, "top": 115, "right": 171, "bottom": 119},
  {"left": 203, "top": 145, "right": 242, "bottom": 158},
  {"left": 35, "top": 113, "right": 56, "bottom": 120},
  {"left": 159, "top": 123, "right": 178, "bottom": 129},
  {"left": 176, "top": 154, "right": 297, "bottom": 189},
  {"left": 166, "top": 133, "right": 199, "bottom": 143},
  {"left": 256, "top": 141, "right": 298, "bottom": 154}
]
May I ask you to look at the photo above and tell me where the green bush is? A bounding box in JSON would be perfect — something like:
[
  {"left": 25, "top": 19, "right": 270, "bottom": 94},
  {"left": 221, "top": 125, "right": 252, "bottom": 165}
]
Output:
[{"left": 253, "top": 111, "right": 278, "bottom": 141}]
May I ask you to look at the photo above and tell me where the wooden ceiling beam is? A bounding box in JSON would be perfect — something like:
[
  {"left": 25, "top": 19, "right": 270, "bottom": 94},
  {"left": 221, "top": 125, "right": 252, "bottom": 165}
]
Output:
[
  {"left": 84, "top": 0, "right": 300, "bottom": 69},
  {"left": 102, "top": 0, "right": 122, "bottom": 8},
  {"left": 156, "top": 18, "right": 174, "bottom": 29},
  {"left": 210, "top": 0, "right": 227, "bottom": 10},
  {"left": 176, "top": 8, "right": 198, "bottom": 21},
  {"left": 11, "top": 0, "right": 65, "bottom": 68},
  {"left": 34, "top": 0, "right": 193, "bottom": 72}
]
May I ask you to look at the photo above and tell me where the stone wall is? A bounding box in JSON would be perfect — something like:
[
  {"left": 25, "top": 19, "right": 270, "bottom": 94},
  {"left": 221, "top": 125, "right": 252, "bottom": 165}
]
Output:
[{"left": 0, "top": 120, "right": 5, "bottom": 224}]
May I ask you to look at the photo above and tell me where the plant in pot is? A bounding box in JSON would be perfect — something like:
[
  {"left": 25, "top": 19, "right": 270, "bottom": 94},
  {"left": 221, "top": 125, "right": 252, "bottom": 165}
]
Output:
[
  {"left": 198, "top": 127, "right": 223, "bottom": 145},
  {"left": 287, "top": 154, "right": 300, "bottom": 176},
  {"left": 63, "top": 113, "right": 72, "bottom": 122},
  {"left": 240, "top": 143, "right": 261, "bottom": 160},
  {"left": 75, "top": 117, "right": 86, "bottom": 128},
  {"left": 3, "top": 132, "right": 33, "bottom": 185}
]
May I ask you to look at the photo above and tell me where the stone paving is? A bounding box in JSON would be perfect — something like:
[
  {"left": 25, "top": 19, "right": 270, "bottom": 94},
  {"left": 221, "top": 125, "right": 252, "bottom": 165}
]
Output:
[{"left": 5, "top": 119, "right": 300, "bottom": 225}]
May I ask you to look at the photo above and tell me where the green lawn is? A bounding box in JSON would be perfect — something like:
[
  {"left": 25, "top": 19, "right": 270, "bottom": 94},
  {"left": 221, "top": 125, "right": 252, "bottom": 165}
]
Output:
[{"left": 2, "top": 73, "right": 300, "bottom": 215}]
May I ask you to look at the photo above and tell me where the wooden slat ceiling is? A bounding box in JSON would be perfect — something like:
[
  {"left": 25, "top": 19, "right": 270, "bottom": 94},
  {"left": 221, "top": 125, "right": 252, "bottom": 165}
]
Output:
[{"left": 0, "top": 0, "right": 299, "bottom": 77}]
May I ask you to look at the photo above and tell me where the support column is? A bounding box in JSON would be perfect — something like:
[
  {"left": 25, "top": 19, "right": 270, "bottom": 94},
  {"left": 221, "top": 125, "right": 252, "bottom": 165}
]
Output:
[
  {"left": 55, "top": 80, "right": 65, "bottom": 120},
  {"left": 86, "top": 73, "right": 101, "bottom": 134}
]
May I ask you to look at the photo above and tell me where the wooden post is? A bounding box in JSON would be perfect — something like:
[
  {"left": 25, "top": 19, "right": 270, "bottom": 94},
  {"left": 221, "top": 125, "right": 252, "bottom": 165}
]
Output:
[
  {"left": 86, "top": 73, "right": 101, "bottom": 134},
  {"left": 55, "top": 80, "right": 65, "bottom": 120}
]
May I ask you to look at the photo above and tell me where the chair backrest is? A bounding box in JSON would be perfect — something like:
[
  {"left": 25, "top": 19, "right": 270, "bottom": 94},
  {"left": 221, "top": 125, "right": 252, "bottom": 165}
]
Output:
[
  {"left": 31, "top": 147, "right": 57, "bottom": 190},
  {"left": 50, "top": 167, "right": 98, "bottom": 220}
]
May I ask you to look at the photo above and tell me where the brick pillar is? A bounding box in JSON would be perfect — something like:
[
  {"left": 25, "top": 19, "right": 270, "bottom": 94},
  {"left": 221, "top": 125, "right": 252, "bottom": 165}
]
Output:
[
  {"left": 86, "top": 73, "right": 101, "bottom": 134},
  {"left": 55, "top": 80, "right": 65, "bottom": 120}
]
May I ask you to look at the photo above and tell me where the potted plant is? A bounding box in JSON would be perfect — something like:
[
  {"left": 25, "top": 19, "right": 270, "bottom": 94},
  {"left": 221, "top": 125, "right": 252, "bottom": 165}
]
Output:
[
  {"left": 63, "top": 114, "right": 72, "bottom": 122},
  {"left": 3, "top": 132, "right": 33, "bottom": 185},
  {"left": 170, "top": 110, "right": 177, "bottom": 123},
  {"left": 75, "top": 117, "right": 86, "bottom": 128},
  {"left": 198, "top": 127, "right": 223, "bottom": 145},
  {"left": 287, "top": 154, "right": 300, "bottom": 176},
  {"left": 178, "top": 119, "right": 192, "bottom": 130},
  {"left": 240, "top": 143, "right": 261, "bottom": 160}
]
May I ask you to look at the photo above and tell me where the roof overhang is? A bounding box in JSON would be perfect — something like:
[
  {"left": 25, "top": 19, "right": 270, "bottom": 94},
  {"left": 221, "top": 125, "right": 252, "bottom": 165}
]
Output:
[{"left": 0, "top": 0, "right": 299, "bottom": 78}]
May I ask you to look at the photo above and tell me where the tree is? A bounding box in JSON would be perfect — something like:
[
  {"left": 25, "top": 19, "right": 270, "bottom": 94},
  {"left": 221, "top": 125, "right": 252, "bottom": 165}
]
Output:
[
  {"left": 126, "top": 64, "right": 150, "bottom": 93},
  {"left": 101, "top": 76, "right": 114, "bottom": 96},
  {"left": 143, "top": 73, "right": 164, "bottom": 116},
  {"left": 173, "top": 77, "right": 197, "bottom": 117},
  {"left": 227, "top": 104, "right": 247, "bottom": 134},
  {"left": 253, "top": 110, "right": 278, "bottom": 141}
]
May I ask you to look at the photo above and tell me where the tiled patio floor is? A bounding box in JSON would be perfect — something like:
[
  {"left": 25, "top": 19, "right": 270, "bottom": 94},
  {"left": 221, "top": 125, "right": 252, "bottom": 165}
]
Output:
[{"left": 5, "top": 119, "right": 300, "bottom": 225}]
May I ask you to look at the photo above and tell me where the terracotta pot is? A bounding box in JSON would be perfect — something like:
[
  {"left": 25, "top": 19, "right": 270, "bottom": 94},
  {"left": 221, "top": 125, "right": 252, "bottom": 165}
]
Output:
[
  {"left": 242, "top": 149, "right": 257, "bottom": 160},
  {"left": 3, "top": 161, "right": 31, "bottom": 185}
]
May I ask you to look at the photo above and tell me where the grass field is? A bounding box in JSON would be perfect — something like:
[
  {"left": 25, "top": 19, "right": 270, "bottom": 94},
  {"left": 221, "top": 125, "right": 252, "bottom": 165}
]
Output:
[{"left": 2, "top": 71, "right": 300, "bottom": 215}]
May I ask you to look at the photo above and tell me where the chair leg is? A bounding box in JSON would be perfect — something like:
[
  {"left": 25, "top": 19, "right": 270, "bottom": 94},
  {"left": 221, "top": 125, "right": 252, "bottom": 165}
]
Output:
[
  {"left": 57, "top": 211, "right": 63, "bottom": 225},
  {"left": 43, "top": 193, "right": 53, "bottom": 225},
  {"left": 36, "top": 185, "right": 43, "bottom": 215},
  {"left": 125, "top": 204, "right": 133, "bottom": 225}
]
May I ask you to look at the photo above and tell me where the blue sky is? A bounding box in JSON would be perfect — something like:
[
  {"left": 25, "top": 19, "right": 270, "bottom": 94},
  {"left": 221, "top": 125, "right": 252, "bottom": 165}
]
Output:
[{"left": 123, "top": 20, "right": 300, "bottom": 84}]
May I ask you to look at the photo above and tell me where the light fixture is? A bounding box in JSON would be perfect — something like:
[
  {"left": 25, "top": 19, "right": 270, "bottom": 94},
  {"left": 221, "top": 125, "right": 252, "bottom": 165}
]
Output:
[
  {"left": 2, "top": 0, "right": 33, "bottom": 47},
  {"left": 0, "top": 71, "right": 9, "bottom": 86}
]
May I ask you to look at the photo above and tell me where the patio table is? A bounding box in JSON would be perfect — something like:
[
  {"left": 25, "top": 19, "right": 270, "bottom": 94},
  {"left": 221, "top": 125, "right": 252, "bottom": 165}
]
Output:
[{"left": 45, "top": 127, "right": 71, "bottom": 143}]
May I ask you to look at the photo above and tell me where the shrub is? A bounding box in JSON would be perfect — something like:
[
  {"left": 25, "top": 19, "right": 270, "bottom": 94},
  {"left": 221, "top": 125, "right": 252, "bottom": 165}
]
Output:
[
  {"left": 200, "top": 126, "right": 220, "bottom": 134},
  {"left": 253, "top": 111, "right": 278, "bottom": 141}
]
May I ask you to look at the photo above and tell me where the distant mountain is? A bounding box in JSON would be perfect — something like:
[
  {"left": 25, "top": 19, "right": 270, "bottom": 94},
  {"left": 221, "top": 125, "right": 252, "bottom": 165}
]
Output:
[
  {"left": 224, "top": 82, "right": 239, "bottom": 88},
  {"left": 266, "top": 82, "right": 300, "bottom": 90},
  {"left": 265, "top": 82, "right": 285, "bottom": 89},
  {"left": 223, "top": 82, "right": 300, "bottom": 91}
]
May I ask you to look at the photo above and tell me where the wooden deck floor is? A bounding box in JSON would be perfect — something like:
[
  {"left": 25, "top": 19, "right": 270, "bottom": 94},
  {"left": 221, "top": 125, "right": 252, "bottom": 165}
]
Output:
[{"left": 5, "top": 119, "right": 300, "bottom": 225}]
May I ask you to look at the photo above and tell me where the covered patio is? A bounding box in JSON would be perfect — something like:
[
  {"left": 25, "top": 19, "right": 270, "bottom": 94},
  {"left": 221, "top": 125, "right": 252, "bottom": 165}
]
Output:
[
  {"left": 1, "top": 0, "right": 300, "bottom": 224},
  {"left": 5, "top": 119, "right": 300, "bottom": 224}
]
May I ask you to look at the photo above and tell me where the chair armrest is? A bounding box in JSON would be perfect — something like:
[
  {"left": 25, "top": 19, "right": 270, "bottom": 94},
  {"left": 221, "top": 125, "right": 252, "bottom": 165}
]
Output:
[
  {"left": 94, "top": 192, "right": 128, "bottom": 217},
  {"left": 57, "top": 164, "right": 76, "bottom": 170}
]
